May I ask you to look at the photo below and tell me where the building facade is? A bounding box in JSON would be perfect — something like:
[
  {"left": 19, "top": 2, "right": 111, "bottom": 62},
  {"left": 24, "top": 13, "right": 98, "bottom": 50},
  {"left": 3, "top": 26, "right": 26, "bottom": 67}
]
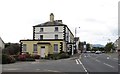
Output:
[
  {"left": 0, "top": 37, "right": 5, "bottom": 50},
  {"left": 20, "top": 13, "right": 74, "bottom": 57}
]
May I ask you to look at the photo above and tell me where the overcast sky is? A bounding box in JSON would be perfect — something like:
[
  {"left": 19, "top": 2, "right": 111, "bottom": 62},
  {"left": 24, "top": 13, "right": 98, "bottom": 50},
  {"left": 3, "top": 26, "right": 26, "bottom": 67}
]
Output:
[{"left": 0, "top": 0, "right": 119, "bottom": 45}]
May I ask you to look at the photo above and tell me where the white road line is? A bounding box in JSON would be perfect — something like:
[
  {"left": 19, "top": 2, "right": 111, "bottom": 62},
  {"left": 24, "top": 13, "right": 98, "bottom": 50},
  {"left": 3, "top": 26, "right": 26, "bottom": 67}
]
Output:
[
  {"left": 75, "top": 59, "right": 79, "bottom": 64},
  {"left": 78, "top": 59, "right": 82, "bottom": 64},
  {"left": 45, "top": 69, "right": 60, "bottom": 72},
  {"left": 79, "top": 59, "right": 89, "bottom": 74},
  {"left": 113, "top": 58, "right": 118, "bottom": 60},
  {"left": 3, "top": 68, "right": 20, "bottom": 71},
  {"left": 107, "top": 57, "right": 110, "bottom": 59},
  {"left": 36, "top": 69, "right": 40, "bottom": 70},
  {"left": 95, "top": 59, "right": 101, "bottom": 63},
  {"left": 103, "top": 63, "right": 114, "bottom": 68}
]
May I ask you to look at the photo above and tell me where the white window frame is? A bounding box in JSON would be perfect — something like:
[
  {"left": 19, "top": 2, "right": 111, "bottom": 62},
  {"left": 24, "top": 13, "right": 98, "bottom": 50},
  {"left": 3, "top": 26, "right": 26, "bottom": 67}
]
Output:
[
  {"left": 33, "top": 44, "right": 37, "bottom": 52},
  {"left": 55, "top": 35, "right": 58, "bottom": 39},
  {"left": 22, "top": 44, "right": 27, "bottom": 52},
  {"left": 54, "top": 44, "right": 58, "bottom": 53}
]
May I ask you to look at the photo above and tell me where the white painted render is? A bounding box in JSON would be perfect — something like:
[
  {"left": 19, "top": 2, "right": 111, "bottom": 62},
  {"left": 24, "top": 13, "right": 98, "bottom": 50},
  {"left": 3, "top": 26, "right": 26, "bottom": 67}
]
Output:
[
  {"left": 35, "top": 26, "right": 64, "bottom": 39},
  {"left": 0, "top": 37, "right": 5, "bottom": 50}
]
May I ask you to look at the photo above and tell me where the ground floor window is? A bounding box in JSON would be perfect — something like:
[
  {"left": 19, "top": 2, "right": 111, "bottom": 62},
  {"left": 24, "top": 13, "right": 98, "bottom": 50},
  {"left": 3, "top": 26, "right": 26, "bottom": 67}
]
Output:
[
  {"left": 54, "top": 44, "right": 58, "bottom": 52},
  {"left": 22, "top": 44, "right": 27, "bottom": 52},
  {"left": 33, "top": 44, "right": 37, "bottom": 52}
]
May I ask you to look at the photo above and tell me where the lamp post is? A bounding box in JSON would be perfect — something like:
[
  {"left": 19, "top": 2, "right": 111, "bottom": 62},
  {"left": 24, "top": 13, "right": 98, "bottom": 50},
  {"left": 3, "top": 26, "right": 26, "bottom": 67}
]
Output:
[{"left": 73, "top": 27, "right": 80, "bottom": 55}]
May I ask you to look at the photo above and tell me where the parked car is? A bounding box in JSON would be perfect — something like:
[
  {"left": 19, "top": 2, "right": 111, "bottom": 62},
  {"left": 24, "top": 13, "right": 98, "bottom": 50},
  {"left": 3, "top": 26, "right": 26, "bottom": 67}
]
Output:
[
  {"left": 95, "top": 51, "right": 102, "bottom": 54},
  {"left": 91, "top": 51, "right": 95, "bottom": 53}
]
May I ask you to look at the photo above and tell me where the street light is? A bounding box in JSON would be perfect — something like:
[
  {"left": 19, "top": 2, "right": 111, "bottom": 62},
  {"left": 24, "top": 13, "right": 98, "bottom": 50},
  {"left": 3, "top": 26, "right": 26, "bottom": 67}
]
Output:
[{"left": 72, "top": 27, "right": 80, "bottom": 55}]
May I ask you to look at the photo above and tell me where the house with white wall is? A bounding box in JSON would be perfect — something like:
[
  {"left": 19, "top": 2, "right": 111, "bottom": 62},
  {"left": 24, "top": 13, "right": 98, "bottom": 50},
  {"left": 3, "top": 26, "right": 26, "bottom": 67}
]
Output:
[
  {"left": 20, "top": 13, "right": 75, "bottom": 57},
  {"left": 0, "top": 37, "right": 5, "bottom": 50}
]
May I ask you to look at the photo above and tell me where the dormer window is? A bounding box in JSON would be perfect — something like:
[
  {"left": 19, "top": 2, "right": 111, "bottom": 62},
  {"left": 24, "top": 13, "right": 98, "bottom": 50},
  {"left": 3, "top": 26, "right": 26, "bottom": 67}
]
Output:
[
  {"left": 40, "top": 28, "right": 43, "bottom": 32},
  {"left": 55, "top": 27, "right": 58, "bottom": 32}
]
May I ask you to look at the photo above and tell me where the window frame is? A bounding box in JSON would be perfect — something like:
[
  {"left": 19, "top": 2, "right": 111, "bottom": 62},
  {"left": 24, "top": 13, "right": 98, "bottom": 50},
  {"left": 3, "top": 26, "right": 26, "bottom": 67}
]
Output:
[
  {"left": 22, "top": 44, "right": 27, "bottom": 52},
  {"left": 40, "top": 28, "right": 43, "bottom": 32},
  {"left": 54, "top": 44, "right": 58, "bottom": 52},
  {"left": 55, "top": 35, "right": 58, "bottom": 39},
  {"left": 40, "top": 35, "right": 43, "bottom": 40},
  {"left": 33, "top": 44, "right": 37, "bottom": 52},
  {"left": 55, "top": 27, "right": 58, "bottom": 32}
]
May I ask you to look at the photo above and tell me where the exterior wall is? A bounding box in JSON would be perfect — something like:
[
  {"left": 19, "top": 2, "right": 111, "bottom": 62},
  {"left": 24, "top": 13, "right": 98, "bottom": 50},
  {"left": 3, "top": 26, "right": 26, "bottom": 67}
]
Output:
[
  {"left": 34, "top": 26, "right": 64, "bottom": 40},
  {"left": 0, "top": 37, "right": 5, "bottom": 50},
  {"left": 20, "top": 40, "right": 65, "bottom": 56},
  {"left": 65, "top": 27, "right": 74, "bottom": 43}
]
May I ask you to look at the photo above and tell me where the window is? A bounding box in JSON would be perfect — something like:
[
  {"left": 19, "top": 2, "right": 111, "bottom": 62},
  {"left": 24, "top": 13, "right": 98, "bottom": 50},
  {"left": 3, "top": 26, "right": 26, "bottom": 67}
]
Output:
[
  {"left": 22, "top": 44, "right": 26, "bottom": 52},
  {"left": 40, "top": 35, "right": 43, "bottom": 39},
  {"left": 54, "top": 44, "right": 58, "bottom": 52},
  {"left": 33, "top": 44, "right": 37, "bottom": 52},
  {"left": 55, "top": 27, "right": 58, "bottom": 31},
  {"left": 41, "top": 46, "right": 45, "bottom": 48},
  {"left": 55, "top": 35, "right": 58, "bottom": 39},
  {"left": 40, "top": 28, "right": 43, "bottom": 32}
]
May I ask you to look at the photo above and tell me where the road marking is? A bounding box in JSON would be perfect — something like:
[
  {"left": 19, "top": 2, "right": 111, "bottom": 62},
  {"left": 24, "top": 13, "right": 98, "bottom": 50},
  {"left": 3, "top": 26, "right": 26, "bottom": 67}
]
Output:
[
  {"left": 78, "top": 59, "right": 89, "bottom": 74},
  {"left": 75, "top": 59, "right": 79, "bottom": 64},
  {"left": 44, "top": 69, "right": 60, "bottom": 72},
  {"left": 95, "top": 59, "right": 101, "bottom": 63},
  {"left": 103, "top": 63, "right": 114, "bottom": 68},
  {"left": 107, "top": 57, "right": 110, "bottom": 59},
  {"left": 3, "top": 68, "right": 20, "bottom": 71},
  {"left": 113, "top": 58, "right": 118, "bottom": 60},
  {"left": 78, "top": 59, "right": 82, "bottom": 64},
  {"left": 36, "top": 69, "right": 40, "bottom": 70}
]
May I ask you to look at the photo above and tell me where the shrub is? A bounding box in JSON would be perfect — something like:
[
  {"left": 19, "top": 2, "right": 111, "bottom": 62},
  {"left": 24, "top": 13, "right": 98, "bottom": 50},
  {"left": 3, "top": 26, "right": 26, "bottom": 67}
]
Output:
[
  {"left": 18, "top": 54, "right": 26, "bottom": 61},
  {"left": 30, "top": 54, "right": 40, "bottom": 59},
  {"left": 59, "top": 53, "right": 70, "bottom": 59},
  {"left": 26, "top": 58, "right": 35, "bottom": 61},
  {"left": 2, "top": 54, "right": 16, "bottom": 64}
]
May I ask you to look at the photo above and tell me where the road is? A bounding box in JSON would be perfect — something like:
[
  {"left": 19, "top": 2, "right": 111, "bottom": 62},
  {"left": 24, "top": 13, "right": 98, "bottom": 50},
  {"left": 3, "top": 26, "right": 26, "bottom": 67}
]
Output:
[{"left": 2, "top": 53, "right": 119, "bottom": 74}]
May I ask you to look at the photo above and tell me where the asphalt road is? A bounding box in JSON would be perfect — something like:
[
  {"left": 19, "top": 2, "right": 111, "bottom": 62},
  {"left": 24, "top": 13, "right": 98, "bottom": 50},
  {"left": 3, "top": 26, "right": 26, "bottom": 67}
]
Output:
[
  {"left": 2, "top": 53, "right": 119, "bottom": 74},
  {"left": 80, "top": 53, "right": 118, "bottom": 72}
]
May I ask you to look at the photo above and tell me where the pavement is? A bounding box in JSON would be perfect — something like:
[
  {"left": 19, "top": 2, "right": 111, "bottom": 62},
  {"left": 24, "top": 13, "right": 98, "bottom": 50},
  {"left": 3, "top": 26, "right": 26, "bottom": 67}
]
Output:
[{"left": 2, "top": 52, "right": 119, "bottom": 74}]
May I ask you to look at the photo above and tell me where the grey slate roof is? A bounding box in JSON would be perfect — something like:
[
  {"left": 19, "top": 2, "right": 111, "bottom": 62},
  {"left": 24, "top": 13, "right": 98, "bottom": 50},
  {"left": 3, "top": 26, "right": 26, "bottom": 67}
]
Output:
[{"left": 33, "top": 21, "right": 65, "bottom": 27}]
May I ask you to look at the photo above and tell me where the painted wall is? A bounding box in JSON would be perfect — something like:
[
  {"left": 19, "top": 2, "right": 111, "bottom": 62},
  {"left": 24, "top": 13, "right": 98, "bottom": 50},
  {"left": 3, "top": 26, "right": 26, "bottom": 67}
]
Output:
[
  {"left": 35, "top": 26, "right": 64, "bottom": 39},
  {"left": 21, "top": 40, "right": 65, "bottom": 56},
  {"left": 0, "top": 37, "right": 5, "bottom": 50}
]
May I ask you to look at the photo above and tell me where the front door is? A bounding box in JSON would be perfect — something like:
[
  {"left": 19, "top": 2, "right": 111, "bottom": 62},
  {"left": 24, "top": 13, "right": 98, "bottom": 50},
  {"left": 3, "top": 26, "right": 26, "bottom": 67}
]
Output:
[{"left": 41, "top": 46, "right": 45, "bottom": 58}]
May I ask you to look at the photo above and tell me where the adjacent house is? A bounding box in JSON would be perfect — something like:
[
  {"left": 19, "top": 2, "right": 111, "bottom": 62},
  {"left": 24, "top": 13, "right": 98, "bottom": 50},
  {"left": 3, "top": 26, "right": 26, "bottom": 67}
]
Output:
[
  {"left": 20, "top": 13, "right": 74, "bottom": 57},
  {"left": 114, "top": 37, "right": 120, "bottom": 52},
  {"left": 74, "top": 37, "right": 80, "bottom": 53},
  {"left": 0, "top": 37, "right": 5, "bottom": 50}
]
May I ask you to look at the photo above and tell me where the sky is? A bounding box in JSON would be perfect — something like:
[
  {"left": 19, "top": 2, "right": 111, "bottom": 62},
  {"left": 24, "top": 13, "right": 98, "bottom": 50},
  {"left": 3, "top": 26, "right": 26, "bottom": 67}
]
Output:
[{"left": 0, "top": 0, "right": 119, "bottom": 45}]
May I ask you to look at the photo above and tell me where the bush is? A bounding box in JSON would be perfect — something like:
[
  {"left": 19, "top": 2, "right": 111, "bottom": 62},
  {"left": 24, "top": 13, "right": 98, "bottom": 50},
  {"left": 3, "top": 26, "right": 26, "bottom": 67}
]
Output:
[
  {"left": 26, "top": 58, "right": 35, "bottom": 61},
  {"left": 46, "top": 53, "right": 70, "bottom": 60},
  {"left": 59, "top": 53, "right": 70, "bottom": 59},
  {"left": 2, "top": 54, "right": 16, "bottom": 64},
  {"left": 33, "top": 55, "right": 40, "bottom": 59},
  {"left": 18, "top": 54, "right": 26, "bottom": 61}
]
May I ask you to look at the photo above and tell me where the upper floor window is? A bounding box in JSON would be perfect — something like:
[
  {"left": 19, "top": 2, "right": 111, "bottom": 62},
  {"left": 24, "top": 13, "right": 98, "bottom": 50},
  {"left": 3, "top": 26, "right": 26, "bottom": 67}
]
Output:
[
  {"left": 22, "top": 44, "right": 27, "bottom": 52},
  {"left": 55, "top": 35, "right": 58, "bottom": 39},
  {"left": 55, "top": 27, "right": 58, "bottom": 32},
  {"left": 40, "top": 35, "right": 43, "bottom": 40},
  {"left": 33, "top": 44, "right": 37, "bottom": 52},
  {"left": 40, "top": 28, "right": 43, "bottom": 32}
]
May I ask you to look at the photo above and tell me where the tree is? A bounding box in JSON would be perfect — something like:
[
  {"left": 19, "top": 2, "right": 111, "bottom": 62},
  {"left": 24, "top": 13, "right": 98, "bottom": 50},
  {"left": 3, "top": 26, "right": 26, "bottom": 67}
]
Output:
[
  {"left": 86, "top": 43, "right": 91, "bottom": 51},
  {"left": 2, "top": 43, "right": 20, "bottom": 55},
  {"left": 105, "top": 42, "right": 115, "bottom": 52}
]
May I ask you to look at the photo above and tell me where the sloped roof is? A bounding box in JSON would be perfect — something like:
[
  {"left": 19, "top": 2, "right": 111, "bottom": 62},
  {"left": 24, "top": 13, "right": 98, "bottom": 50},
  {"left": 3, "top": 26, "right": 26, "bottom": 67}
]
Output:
[
  {"left": 33, "top": 21, "right": 65, "bottom": 27},
  {"left": 0, "top": 37, "right": 4, "bottom": 44}
]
